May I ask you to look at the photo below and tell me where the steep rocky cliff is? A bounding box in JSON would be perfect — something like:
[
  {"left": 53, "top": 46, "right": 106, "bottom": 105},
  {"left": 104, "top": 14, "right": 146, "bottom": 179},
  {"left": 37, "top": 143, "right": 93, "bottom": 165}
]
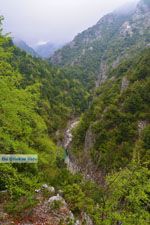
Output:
[{"left": 50, "top": 0, "right": 150, "bottom": 87}]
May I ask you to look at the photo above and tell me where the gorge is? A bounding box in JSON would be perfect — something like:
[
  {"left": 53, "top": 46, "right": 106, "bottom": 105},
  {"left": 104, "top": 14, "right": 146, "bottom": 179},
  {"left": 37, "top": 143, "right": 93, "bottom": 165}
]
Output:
[{"left": 0, "top": 0, "right": 150, "bottom": 224}]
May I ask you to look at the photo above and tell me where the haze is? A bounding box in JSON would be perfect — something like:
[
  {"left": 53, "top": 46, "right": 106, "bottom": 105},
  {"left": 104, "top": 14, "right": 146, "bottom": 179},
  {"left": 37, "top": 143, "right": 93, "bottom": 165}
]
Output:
[{"left": 0, "top": 0, "right": 139, "bottom": 46}]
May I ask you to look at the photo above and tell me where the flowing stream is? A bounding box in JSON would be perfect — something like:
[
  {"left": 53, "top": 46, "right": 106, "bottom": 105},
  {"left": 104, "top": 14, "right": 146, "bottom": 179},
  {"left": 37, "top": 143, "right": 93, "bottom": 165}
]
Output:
[
  {"left": 63, "top": 119, "right": 80, "bottom": 173},
  {"left": 63, "top": 118, "right": 105, "bottom": 184}
]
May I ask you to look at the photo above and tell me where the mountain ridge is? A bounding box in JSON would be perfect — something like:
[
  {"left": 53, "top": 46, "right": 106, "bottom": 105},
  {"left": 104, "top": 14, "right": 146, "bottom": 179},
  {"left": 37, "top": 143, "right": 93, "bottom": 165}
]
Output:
[
  {"left": 13, "top": 38, "right": 39, "bottom": 57},
  {"left": 34, "top": 42, "right": 63, "bottom": 58},
  {"left": 50, "top": 0, "right": 150, "bottom": 86}
]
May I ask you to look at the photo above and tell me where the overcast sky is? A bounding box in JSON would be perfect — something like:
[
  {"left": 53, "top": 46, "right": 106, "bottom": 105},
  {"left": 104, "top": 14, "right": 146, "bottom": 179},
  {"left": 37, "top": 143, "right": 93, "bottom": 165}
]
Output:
[{"left": 0, "top": 0, "right": 139, "bottom": 46}]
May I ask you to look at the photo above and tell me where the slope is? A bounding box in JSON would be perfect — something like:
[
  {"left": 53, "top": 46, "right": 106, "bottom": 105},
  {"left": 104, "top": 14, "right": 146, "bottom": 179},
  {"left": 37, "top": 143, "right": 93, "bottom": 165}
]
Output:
[
  {"left": 50, "top": 0, "right": 150, "bottom": 87},
  {"left": 13, "top": 38, "right": 39, "bottom": 57}
]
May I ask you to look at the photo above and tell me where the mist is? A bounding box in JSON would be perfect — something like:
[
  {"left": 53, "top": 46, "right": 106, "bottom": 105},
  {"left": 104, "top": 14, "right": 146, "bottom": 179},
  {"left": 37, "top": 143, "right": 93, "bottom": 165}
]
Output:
[{"left": 0, "top": 0, "right": 139, "bottom": 46}]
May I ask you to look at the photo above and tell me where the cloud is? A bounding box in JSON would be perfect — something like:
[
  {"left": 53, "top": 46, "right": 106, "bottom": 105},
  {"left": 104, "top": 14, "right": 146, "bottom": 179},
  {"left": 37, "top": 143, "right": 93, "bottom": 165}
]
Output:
[{"left": 0, "top": 0, "right": 139, "bottom": 46}]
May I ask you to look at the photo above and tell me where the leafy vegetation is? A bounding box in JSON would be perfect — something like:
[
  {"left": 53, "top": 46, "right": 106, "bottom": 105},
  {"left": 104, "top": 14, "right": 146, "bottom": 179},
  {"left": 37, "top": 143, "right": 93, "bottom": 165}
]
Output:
[
  {"left": 72, "top": 49, "right": 150, "bottom": 172},
  {"left": 0, "top": 2, "right": 150, "bottom": 223},
  {"left": 69, "top": 48, "right": 150, "bottom": 224},
  {"left": 0, "top": 16, "right": 89, "bottom": 202}
]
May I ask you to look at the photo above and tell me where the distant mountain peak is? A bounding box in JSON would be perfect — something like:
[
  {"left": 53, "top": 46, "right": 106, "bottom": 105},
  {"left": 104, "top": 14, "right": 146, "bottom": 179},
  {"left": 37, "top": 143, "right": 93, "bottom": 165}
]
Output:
[
  {"left": 34, "top": 42, "right": 64, "bottom": 58},
  {"left": 13, "top": 38, "right": 38, "bottom": 57}
]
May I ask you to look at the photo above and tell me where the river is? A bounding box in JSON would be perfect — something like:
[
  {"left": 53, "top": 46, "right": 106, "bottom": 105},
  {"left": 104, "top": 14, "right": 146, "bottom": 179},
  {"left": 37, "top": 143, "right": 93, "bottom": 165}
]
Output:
[{"left": 63, "top": 119, "right": 80, "bottom": 174}]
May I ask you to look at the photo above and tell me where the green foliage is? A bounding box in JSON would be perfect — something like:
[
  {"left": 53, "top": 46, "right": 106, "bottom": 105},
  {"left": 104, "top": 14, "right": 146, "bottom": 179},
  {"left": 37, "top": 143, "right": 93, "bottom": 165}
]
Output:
[
  {"left": 49, "top": 200, "right": 63, "bottom": 211},
  {"left": 0, "top": 14, "right": 149, "bottom": 225},
  {"left": 5, "top": 196, "right": 37, "bottom": 214},
  {"left": 102, "top": 164, "right": 150, "bottom": 225},
  {"left": 10, "top": 50, "right": 90, "bottom": 136},
  {"left": 142, "top": 125, "right": 150, "bottom": 150},
  {"left": 0, "top": 30, "right": 66, "bottom": 201},
  {"left": 72, "top": 49, "right": 150, "bottom": 172},
  {"left": 63, "top": 184, "right": 86, "bottom": 214}
]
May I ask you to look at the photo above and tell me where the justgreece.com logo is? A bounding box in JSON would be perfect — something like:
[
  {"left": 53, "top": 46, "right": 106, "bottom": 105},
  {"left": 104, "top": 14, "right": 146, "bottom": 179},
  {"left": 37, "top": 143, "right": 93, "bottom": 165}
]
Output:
[{"left": 0, "top": 154, "right": 38, "bottom": 163}]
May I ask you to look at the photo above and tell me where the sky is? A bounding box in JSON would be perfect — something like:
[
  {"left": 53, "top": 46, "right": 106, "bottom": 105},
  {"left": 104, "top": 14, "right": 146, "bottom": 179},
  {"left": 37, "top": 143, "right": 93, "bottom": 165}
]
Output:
[{"left": 0, "top": 0, "right": 139, "bottom": 47}]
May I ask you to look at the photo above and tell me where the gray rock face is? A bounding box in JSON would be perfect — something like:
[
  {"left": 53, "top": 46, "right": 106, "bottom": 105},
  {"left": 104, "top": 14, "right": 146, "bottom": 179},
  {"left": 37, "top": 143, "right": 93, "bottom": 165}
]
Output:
[
  {"left": 63, "top": 119, "right": 81, "bottom": 174},
  {"left": 84, "top": 126, "right": 95, "bottom": 152},
  {"left": 35, "top": 184, "right": 55, "bottom": 194},
  {"left": 42, "top": 184, "right": 49, "bottom": 189},
  {"left": 121, "top": 76, "right": 129, "bottom": 93},
  {"left": 112, "top": 57, "right": 121, "bottom": 69},
  {"left": 48, "top": 194, "right": 66, "bottom": 205},
  {"left": 64, "top": 120, "right": 79, "bottom": 149},
  {"left": 96, "top": 61, "right": 108, "bottom": 87},
  {"left": 138, "top": 120, "right": 148, "bottom": 136},
  {"left": 65, "top": 156, "right": 80, "bottom": 174},
  {"left": 120, "top": 21, "right": 133, "bottom": 37},
  {"left": 81, "top": 212, "right": 94, "bottom": 225}
]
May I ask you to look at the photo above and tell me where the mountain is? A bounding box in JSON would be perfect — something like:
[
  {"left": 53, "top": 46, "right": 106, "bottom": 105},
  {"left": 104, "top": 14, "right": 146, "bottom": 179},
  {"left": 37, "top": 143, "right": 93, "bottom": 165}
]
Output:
[
  {"left": 0, "top": 1, "right": 150, "bottom": 224},
  {"left": 13, "top": 38, "right": 39, "bottom": 57},
  {"left": 34, "top": 42, "right": 63, "bottom": 58},
  {"left": 50, "top": 0, "right": 150, "bottom": 86},
  {"left": 71, "top": 48, "right": 150, "bottom": 173}
]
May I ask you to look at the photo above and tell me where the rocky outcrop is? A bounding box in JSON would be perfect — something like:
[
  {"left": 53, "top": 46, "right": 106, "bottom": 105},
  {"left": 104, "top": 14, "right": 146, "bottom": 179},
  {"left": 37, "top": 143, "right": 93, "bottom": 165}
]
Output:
[
  {"left": 35, "top": 184, "right": 55, "bottom": 194},
  {"left": 138, "top": 120, "right": 148, "bottom": 136},
  {"left": 120, "top": 21, "right": 133, "bottom": 37},
  {"left": 81, "top": 212, "right": 94, "bottom": 225},
  {"left": 65, "top": 156, "right": 81, "bottom": 174},
  {"left": 96, "top": 61, "right": 108, "bottom": 87},
  {"left": 112, "top": 57, "right": 121, "bottom": 68},
  {"left": 121, "top": 76, "right": 129, "bottom": 93},
  {"left": 84, "top": 126, "right": 95, "bottom": 152},
  {"left": 63, "top": 119, "right": 79, "bottom": 149}
]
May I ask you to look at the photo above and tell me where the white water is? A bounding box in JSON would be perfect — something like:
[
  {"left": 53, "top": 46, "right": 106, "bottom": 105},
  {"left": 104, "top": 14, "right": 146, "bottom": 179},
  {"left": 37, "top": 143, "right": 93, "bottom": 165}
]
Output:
[
  {"left": 64, "top": 120, "right": 79, "bottom": 149},
  {"left": 63, "top": 119, "right": 80, "bottom": 173}
]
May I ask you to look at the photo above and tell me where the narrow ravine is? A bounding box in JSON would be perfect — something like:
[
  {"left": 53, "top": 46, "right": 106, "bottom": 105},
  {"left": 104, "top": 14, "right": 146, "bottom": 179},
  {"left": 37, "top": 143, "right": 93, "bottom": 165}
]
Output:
[
  {"left": 63, "top": 118, "right": 105, "bottom": 185},
  {"left": 63, "top": 119, "right": 80, "bottom": 174}
]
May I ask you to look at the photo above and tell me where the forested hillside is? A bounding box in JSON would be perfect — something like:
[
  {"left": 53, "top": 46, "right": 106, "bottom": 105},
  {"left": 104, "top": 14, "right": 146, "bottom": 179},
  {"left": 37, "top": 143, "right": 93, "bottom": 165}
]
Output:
[
  {"left": 0, "top": 15, "right": 62, "bottom": 206},
  {"left": 0, "top": 0, "right": 150, "bottom": 224},
  {"left": 13, "top": 38, "right": 38, "bottom": 57},
  {"left": 72, "top": 48, "right": 150, "bottom": 172},
  {"left": 0, "top": 16, "right": 91, "bottom": 222},
  {"left": 67, "top": 48, "right": 150, "bottom": 225}
]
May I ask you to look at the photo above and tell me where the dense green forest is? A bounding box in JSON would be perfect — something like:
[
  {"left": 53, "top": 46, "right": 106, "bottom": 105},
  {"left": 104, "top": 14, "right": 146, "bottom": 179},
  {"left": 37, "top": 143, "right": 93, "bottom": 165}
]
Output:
[
  {"left": 0, "top": 15, "right": 63, "bottom": 206},
  {"left": 72, "top": 49, "right": 150, "bottom": 172},
  {"left": 0, "top": 16, "right": 104, "bottom": 224},
  {"left": 0, "top": 1, "right": 150, "bottom": 223},
  {"left": 68, "top": 48, "right": 150, "bottom": 224}
]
